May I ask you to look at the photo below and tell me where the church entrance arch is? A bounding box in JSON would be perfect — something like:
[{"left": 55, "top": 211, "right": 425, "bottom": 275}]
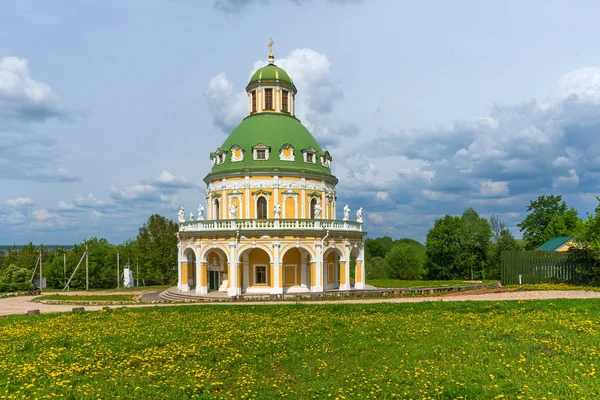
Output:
[{"left": 202, "top": 247, "right": 229, "bottom": 292}]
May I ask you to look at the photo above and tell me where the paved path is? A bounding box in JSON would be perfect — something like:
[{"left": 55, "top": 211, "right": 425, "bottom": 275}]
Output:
[{"left": 1, "top": 290, "right": 600, "bottom": 317}]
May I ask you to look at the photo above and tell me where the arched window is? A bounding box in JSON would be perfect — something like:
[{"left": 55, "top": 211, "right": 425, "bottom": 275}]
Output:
[
  {"left": 214, "top": 199, "right": 220, "bottom": 220},
  {"left": 257, "top": 197, "right": 267, "bottom": 219},
  {"left": 310, "top": 198, "right": 317, "bottom": 219}
]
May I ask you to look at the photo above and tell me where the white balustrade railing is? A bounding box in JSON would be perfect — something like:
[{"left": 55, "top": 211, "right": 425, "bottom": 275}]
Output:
[{"left": 179, "top": 218, "right": 362, "bottom": 232}]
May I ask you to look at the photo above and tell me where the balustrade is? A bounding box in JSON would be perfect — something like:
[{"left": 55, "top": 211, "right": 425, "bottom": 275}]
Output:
[{"left": 179, "top": 218, "right": 362, "bottom": 232}]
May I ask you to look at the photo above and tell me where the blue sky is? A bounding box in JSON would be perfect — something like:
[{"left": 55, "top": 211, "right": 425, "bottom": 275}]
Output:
[{"left": 2, "top": 0, "right": 600, "bottom": 244}]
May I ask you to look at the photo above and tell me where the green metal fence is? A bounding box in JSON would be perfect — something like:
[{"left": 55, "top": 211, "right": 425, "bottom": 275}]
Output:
[{"left": 501, "top": 251, "right": 588, "bottom": 285}]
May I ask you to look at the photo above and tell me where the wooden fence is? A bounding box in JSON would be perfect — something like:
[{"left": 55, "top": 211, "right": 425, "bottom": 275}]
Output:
[{"left": 501, "top": 251, "right": 588, "bottom": 285}]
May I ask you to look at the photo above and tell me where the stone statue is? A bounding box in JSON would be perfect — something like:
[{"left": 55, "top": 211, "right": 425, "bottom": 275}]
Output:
[
  {"left": 189, "top": 212, "right": 194, "bottom": 221},
  {"left": 229, "top": 203, "right": 237, "bottom": 219},
  {"left": 356, "top": 207, "right": 363, "bottom": 223},
  {"left": 343, "top": 204, "right": 350, "bottom": 221},
  {"left": 177, "top": 207, "right": 185, "bottom": 223},
  {"left": 314, "top": 199, "right": 322, "bottom": 219},
  {"left": 274, "top": 202, "right": 281, "bottom": 218},
  {"left": 197, "top": 204, "right": 205, "bottom": 220}
]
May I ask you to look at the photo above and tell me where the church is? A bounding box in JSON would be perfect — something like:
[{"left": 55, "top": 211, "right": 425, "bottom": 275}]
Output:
[{"left": 176, "top": 43, "right": 366, "bottom": 296}]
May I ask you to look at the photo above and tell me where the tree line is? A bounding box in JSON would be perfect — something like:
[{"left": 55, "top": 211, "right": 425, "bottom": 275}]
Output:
[
  {"left": 0, "top": 214, "right": 178, "bottom": 292},
  {"left": 365, "top": 195, "right": 600, "bottom": 283}
]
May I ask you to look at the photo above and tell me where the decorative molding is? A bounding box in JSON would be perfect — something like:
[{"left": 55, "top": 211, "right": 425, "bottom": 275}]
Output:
[{"left": 207, "top": 178, "right": 336, "bottom": 193}]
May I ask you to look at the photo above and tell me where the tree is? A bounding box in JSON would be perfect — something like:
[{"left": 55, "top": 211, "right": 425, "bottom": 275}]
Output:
[
  {"left": 134, "top": 214, "right": 178, "bottom": 285},
  {"left": 460, "top": 208, "right": 492, "bottom": 280},
  {"left": 487, "top": 225, "right": 520, "bottom": 280},
  {"left": 365, "top": 256, "right": 386, "bottom": 279},
  {"left": 384, "top": 241, "right": 426, "bottom": 280},
  {"left": 517, "top": 195, "right": 578, "bottom": 250},
  {"left": 573, "top": 198, "right": 600, "bottom": 284},
  {"left": 365, "top": 236, "right": 394, "bottom": 260},
  {"left": 425, "top": 215, "right": 464, "bottom": 279}
]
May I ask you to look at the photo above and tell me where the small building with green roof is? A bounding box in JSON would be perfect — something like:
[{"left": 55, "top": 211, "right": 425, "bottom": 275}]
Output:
[{"left": 537, "top": 236, "right": 576, "bottom": 252}]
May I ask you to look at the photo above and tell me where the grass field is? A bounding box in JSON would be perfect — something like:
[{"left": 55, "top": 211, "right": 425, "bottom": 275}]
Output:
[
  {"left": 368, "top": 279, "right": 499, "bottom": 288},
  {"left": 1, "top": 300, "right": 599, "bottom": 399}
]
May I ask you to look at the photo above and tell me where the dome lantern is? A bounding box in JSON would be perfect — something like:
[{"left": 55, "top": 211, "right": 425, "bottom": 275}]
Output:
[{"left": 245, "top": 39, "right": 297, "bottom": 116}]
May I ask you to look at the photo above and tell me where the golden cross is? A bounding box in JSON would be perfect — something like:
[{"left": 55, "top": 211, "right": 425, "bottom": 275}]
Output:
[{"left": 268, "top": 38, "right": 274, "bottom": 54}]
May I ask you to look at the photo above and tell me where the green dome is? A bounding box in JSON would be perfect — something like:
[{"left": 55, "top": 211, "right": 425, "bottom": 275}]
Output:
[
  {"left": 247, "top": 63, "right": 295, "bottom": 88},
  {"left": 206, "top": 113, "right": 334, "bottom": 179}
]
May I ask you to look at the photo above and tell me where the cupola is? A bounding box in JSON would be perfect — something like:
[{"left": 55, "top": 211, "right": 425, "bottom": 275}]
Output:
[{"left": 245, "top": 39, "right": 297, "bottom": 116}]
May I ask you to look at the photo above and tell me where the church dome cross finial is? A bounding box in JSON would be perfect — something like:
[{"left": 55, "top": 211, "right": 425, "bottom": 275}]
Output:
[{"left": 268, "top": 38, "right": 275, "bottom": 64}]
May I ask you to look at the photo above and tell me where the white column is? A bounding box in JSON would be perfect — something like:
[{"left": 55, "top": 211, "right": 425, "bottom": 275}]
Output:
[
  {"left": 227, "top": 243, "right": 240, "bottom": 296},
  {"left": 177, "top": 243, "right": 182, "bottom": 290},
  {"left": 245, "top": 176, "right": 250, "bottom": 219},
  {"left": 355, "top": 245, "right": 366, "bottom": 290},
  {"left": 272, "top": 243, "right": 282, "bottom": 294},
  {"left": 312, "top": 242, "right": 323, "bottom": 292},
  {"left": 301, "top": 178, "right": 306, "bottom": 218},
  {"left": 243, "top": 260, "right": 249, "bottom": 291},
  {"left": 300, "top": 255, "right": 307, "bottom": 288},
  {"left": 221, "top": 183, "right": 226, "bottom": 220}
]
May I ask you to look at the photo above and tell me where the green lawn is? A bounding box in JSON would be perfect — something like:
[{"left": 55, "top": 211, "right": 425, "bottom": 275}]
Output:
[
  {"left": 368, "top": 279, "right": 498, "bottom": 288},
  {"left": 1, "top": 300, "right": 599, "bottom": 399}
]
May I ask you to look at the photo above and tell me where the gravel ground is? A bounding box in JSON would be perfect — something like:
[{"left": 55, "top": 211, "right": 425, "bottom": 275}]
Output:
[{"left": 1, "top": 290, "right": 599, "bottom": 317}]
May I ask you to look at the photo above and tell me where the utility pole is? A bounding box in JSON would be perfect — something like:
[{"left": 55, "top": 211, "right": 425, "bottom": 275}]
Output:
[
  {"left": 39, "top": 246, "right": 43, "bottom": 292},
  {"left": 117, "top": 250, "right": 120, "bottom": 288},
  {"left": 85, "top": 245, "right": 89, "bottom": 291}
]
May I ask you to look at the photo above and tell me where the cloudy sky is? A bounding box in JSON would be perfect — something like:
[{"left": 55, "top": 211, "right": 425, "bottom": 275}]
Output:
[{"left": 2, "top": 0, "right": 600, "bottom": 244}]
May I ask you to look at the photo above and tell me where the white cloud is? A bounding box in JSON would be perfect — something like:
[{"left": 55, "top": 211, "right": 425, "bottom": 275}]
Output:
[
  {"left": 554, "top": 67, "right": 600, "bottom": 103},
  {"left": 553, "top": 168, "right": 580, "bottom": 189},
  {"left": 91, "top": 210, "right": 103, "bottom": 218},
  {"left": 57, "top": 200, "right": 76, "bottom": 210},
  {"left": 150, "top": 170, "right": 196, "bottom": 189},
  {"left": 32, "top": 209, "right": 57, "bottom": 221},
  {"left": 479, "top": 180, "right": 509, "bottom": 197},
  {"left": 205, "top": 73, "right": 248, "bottom": 132},
  {"left": 75, "top": 193, "right": 107, "bottom": 208},
  {"left": 5, "top": 197, "right": 33, "bottom": 207},
  {"left": 0, "top": 57, "right": 73, "bottom": 122}
]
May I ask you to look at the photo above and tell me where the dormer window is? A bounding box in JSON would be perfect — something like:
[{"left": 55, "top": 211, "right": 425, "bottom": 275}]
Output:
[
  {"left": 321, "top": 151, "right": 331, "bottom": 168},
  {"left": 302, "top": 148, "right": 317, "bottom": 164},
  {"left": 264, "top": 88, "right": 273, "bottom": 110},
  {"left": 251, "top": 91, "right": 257, "bottom": 113},
  {"left": 281, "top": 90, "right": 289, "bottom": 112},
  {"left": 253, "top": 143, "right": 270, "bottom": 161},
  {"left": 212, "top": 149, "right": 227, "bottom": 165}
]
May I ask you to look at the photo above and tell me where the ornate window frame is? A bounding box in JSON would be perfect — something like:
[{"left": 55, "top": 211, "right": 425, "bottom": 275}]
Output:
[
  {"left": 230, "top": 145, "right": 244, "bottom": 162},
  {"left": 252, "top": 143, "right": 270, "bottom": 161},
  {"left": 302, "top": 147, "right": 317, "bottom": 164},
  {"left": 254, "top": 265, "right": 268, "bottom": 285},
  {"left": 279, "top": 144, "right": 295, "bottom": 161}
]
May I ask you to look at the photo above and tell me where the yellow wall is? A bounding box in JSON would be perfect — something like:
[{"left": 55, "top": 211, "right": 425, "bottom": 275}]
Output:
[
  {"left": 282, "top": 247, "right": 302, "bottom": 287},
  {"left": 249, "top": 248, "right": 270, "bottom": 287},
  {"left": 181, "top": 262, "right": 188, "bottom": 283},
  {"left": 284, "top": 196, "right": 295, "bottom": 218}
]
